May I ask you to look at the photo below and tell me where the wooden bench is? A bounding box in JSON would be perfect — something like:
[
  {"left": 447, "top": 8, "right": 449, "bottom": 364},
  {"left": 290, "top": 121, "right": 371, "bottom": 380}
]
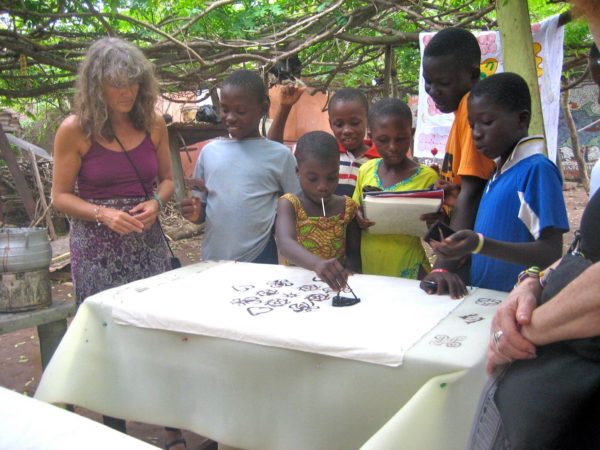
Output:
[{"left": 0, "top": 299, "right": 76, "bottom": 369}]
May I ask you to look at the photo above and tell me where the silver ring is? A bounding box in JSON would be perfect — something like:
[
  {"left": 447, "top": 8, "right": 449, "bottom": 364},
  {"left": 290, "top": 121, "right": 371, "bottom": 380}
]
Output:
[{"left": 492, "top": 330, "right": 504, "bottom": 349}]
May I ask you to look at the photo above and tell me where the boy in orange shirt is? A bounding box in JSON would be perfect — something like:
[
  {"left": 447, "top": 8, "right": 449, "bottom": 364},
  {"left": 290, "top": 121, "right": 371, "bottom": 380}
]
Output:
[{"left": 420, "top": 27, "right": 496, "bottom": 298}]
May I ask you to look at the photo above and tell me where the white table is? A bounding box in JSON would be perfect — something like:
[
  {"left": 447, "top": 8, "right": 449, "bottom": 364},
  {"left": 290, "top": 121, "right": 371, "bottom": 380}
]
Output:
[
  {"left": 35, "top": 262, "right": 506, "bottom": 450},
  {"left": 0, "top": 386, "right": 158, "bottom": 450}
]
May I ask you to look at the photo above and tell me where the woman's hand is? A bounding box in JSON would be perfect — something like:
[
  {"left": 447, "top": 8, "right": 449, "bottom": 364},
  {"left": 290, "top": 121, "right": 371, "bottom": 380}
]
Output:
[
  {"left": 355, "top": 208, "right": 375, "bottom": 229},
  {"left": 419, "top": 270, "right": 468, "bottom": 299},
  {"left": 314, "top": 258, "right": 351, "bottom": 291},
  {"left": 429, "top": 230, "right": 478, "bottom": 260},
  {"left": 129, "top": 199, "right": 160, "bottom": 228},
  {"left": 98, "top": 207, "right": 144, "bottom": 235}
]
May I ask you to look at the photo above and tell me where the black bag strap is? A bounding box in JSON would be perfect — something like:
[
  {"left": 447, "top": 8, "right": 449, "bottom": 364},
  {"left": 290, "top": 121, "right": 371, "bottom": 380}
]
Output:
[{"left": 113, "top": 135, "right": 177, "bottom": 260}]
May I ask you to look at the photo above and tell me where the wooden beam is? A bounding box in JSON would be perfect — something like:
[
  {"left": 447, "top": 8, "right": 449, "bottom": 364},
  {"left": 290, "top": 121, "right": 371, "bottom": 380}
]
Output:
[
  {"left": 0, "top": 123, "right": 37, "bottom": 220},
  {"left": 495, "top": 0, "right": 546, "bottom": 153},
  {"left": 28, "top": 150, "right": 57, "bottom": 240}
]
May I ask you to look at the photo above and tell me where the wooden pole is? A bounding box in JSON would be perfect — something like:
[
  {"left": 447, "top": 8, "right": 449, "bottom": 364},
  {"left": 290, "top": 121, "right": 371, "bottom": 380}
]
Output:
[
  {"left": 0, "top": 123, "right": 36, "bottom": 220},
  {"left": 168, "top": 128, "right": 187, "bottom": 202},
  {"left": 495, "top": 0, "right": 546, "bottom": 153}
]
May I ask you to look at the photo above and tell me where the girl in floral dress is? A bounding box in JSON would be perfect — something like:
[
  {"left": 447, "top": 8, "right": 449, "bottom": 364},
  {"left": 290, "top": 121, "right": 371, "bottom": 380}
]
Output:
[{"left": 276, "top": 131, "right": 361, "bottom": 290}]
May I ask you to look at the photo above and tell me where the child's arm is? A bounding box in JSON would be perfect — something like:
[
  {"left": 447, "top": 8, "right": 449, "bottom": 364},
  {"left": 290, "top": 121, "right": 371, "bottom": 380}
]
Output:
[
  {"left": 267, "top": 85, "right": 305, "bottom": 143},
  {"left": 431, "top": 228, "right": 563, "bottom": 269},
  {"left": 276, "top": 197, "right": 350, "bottom": 290},
  {"left": 345, "top": 218, "right": 362, "bottom": 273},
  {"left": 351, "top": 174, "right": 375, "bottom": 229},
  {"left": 448, "top": 175, "right": 486, "bottom": 231},
  {"left": 419, "top": 176, "right": 486, "bottom": 298}
]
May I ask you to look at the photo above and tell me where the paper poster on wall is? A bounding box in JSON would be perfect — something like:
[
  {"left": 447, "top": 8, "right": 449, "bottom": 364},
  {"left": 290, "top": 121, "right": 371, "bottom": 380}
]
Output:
[{"left": 413, "top": 15, "right": 564, "bottom": 164}]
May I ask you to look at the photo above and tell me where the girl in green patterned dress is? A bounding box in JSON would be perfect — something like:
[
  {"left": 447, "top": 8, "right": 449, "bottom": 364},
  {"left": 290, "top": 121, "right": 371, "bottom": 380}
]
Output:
[{"left": 276, "top": 131, "right": 361, "bottom": 290}]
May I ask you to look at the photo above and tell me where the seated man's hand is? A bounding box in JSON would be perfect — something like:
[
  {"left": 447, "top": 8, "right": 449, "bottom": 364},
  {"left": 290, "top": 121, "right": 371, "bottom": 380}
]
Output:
[
  {"left": 419, "top": 270, "right": 468, "bottom": 299},
  {"left": 486, "top": 278, "right": 539, "bottom": 374}
]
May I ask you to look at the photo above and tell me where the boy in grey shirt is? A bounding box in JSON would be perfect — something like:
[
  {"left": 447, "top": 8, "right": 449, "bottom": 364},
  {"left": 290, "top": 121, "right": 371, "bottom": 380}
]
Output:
[{"left": 181, "top": 70, "right": 299, "bottom": 263}]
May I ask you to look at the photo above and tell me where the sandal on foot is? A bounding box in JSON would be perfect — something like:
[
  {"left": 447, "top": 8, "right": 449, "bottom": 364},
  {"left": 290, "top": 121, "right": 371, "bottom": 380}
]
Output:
[{"left": 165, "top": 437, "right": 187, "bottom": 450}]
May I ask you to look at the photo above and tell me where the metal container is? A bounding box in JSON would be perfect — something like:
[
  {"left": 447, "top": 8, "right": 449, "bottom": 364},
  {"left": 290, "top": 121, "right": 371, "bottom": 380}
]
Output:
[{"left": 1, "top": 227, "right": 52, "bottom": 312}]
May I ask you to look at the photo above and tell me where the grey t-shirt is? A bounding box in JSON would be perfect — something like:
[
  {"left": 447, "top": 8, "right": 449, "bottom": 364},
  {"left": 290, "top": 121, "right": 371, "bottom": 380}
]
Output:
[{"left": 193, "top": 137, "right": 300, "bottom": 262}]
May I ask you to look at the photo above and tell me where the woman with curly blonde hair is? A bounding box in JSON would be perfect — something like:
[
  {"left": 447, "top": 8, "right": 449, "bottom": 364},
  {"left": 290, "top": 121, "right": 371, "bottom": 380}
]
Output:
[{"left": 51, "top": 37, "right": 186, "bottom": 449}]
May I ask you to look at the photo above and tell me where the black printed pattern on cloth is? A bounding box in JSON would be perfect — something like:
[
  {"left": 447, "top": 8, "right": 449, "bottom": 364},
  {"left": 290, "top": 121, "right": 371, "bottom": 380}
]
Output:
[{"left": 229, "top": 279, "right": 334, "bottom": 316}]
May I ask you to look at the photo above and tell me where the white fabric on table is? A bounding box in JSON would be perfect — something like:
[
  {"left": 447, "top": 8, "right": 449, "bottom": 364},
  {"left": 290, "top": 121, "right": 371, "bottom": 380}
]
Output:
[
  {"left": 36, "top": 261, "right": 507, "bottom": 450},
  {"left": 0, "top": 386, "right": 158, "bottom": 450},
  {"left": 111, "top": 262, "right": 460, "bottom": 367}
]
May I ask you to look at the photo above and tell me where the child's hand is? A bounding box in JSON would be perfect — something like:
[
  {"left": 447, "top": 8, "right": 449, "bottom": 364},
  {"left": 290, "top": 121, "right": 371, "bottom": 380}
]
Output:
[
  {"left": 420, "top": 271, "right": 468, "bottom": 299},
  {"left": 314, "top": 258, "right": 350, "bottom": 291},
  {"left": 430, "top": 230, "right": 478, "bottom": 260},
  {"left": 435, "top": 179, "right": 460, "bottom": 208},
  {"left": 180, "top": 197, "right": 203, "bottom": 223},
  {"left": 279, "top": 84, "right": 306, "bottom": 106},
  {"left": 355, "top": 208, "right": 375, "bottom": 229}
]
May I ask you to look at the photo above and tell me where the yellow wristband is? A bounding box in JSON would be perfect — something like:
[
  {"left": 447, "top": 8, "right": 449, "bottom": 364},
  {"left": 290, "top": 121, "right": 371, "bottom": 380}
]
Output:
[{"left": 472, "top": 233, "right": 484, "bottom": 254}]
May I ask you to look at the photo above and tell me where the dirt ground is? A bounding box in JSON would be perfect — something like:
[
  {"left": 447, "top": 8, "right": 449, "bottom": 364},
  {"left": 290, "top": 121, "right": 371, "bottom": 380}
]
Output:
[
  {"left": 0, "top": 234, "right": 208, "bottom": 449},
  {"left": 0, "top": 182, "right": 590, "bottom": 448}
]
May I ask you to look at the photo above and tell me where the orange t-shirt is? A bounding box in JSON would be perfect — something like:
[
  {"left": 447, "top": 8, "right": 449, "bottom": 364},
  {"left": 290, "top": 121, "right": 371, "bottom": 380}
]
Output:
[{"left": 440, "top": 93, "right": 495, "bottom": 185}]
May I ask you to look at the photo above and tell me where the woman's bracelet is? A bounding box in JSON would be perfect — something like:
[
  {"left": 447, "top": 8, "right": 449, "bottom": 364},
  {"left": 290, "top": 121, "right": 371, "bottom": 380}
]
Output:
[
  {"left": 472, "top": 233, "right": 485, "bottom": 254},
  {"left": 93, "top": 206, "right": 102, "bottom": 227},
  {"left": 153, "top": 192, "right": 164, "bottom": 210},
  {"left": 430, "top": 268, "right": 449, "bottom": 274}
]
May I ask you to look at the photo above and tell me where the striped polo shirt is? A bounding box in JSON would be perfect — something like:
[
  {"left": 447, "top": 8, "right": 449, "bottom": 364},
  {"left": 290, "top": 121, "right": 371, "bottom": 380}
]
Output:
[{"left": 337, "top": 140, "right": 379, "bottom": 197}]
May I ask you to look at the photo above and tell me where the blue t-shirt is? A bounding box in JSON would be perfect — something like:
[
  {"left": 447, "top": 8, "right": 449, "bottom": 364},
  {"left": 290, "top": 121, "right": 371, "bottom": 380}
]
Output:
[
  {"left": 193, "top": 137, "right": 300, "bottom": 262},
  {"left": 470, "top": 138, "right": 569, "bottom": 292}
]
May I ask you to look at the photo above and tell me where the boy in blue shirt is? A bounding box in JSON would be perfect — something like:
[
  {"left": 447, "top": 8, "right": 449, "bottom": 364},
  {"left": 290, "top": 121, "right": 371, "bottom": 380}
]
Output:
[{"left": 426, "top": 72, "right": 568, "bottom": 292}]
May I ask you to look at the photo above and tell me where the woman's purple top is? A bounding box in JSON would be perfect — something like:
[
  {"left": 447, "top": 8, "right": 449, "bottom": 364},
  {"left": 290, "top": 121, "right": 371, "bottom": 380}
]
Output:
[{"left": 77, "top": 134, "right": 158, "bottom": 200}]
